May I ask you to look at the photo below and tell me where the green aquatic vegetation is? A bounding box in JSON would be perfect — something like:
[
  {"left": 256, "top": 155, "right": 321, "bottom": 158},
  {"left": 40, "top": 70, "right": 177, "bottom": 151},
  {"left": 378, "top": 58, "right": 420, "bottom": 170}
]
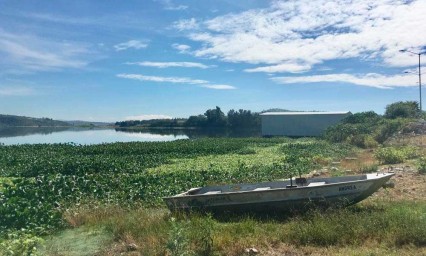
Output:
[{"left": 0, "top": 138, "right": 352, "bottom": 240}]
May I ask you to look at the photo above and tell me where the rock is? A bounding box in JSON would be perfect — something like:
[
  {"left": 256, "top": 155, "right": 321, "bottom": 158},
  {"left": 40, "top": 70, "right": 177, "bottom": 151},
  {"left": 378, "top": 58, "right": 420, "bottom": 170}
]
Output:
[
  {"left": 245, "top": 247, "right": 259, "bottom": 254},
  {"left": 382, "top": 181, "right": 395, "bottom": 188},
  {"left": 126, "top": 243, "right": 138, "bottom": 251},
  {"left": 345, "top": 157, "right": 358, "bottom": 160}
]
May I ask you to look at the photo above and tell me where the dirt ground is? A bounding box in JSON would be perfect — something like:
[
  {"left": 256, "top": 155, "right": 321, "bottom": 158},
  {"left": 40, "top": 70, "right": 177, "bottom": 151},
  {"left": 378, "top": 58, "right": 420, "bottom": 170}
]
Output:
[{"left": 372, "top": 167, "right": 426, "bottom": 202}]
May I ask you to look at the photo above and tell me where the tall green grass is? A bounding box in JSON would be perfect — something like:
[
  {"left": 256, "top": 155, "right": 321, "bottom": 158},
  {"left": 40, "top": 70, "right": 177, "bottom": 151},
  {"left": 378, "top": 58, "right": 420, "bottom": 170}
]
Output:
[{"left": 54, "top": 201, "right": 425, "bottom": 255}]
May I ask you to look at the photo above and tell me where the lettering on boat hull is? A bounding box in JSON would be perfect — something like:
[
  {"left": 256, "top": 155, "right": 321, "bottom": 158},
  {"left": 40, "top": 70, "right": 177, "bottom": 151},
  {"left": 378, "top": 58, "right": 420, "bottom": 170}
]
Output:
[{"left": 339, "top": 185, "right": 357, "bottom": 191}]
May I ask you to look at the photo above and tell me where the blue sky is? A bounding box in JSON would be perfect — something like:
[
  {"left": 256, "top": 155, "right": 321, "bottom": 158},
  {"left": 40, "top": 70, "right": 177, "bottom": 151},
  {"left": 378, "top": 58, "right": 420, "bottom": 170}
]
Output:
[{"left": 0, "top": 0, "right": 425, "bottom": 121}]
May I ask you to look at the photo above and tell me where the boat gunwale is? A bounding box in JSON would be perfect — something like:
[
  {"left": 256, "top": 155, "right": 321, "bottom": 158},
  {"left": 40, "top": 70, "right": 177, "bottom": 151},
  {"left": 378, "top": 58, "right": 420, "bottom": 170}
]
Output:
[{"left": 163, "top": 172, "right": 394, "bottom": 199}]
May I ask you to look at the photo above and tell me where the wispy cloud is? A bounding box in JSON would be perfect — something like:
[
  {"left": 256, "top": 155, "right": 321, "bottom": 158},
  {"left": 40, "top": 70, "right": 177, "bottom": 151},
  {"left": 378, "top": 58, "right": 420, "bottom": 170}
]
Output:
[
  {"left": 126, "top": 61, "right": 213, "bottom": 69},
  {"left": 114, "top": 40, "right": 148, "bottom": 51},
  {"left": 200, "top": 84, "right": 236, "bottom": 90},
  {"left": 178, "top": 0, "right": 426, "bottom": 72},
  {"left": 117, "top": 73, "right": 236, "bottom": 90},
  {"left": 117, "top": 74, "right": 208, "bottom": 84},
  {"left": 159, "top": 0, "right": 188, "bottom": 11},
  {"left": 173, "top": 18, "right": 199, "bottom": 31},
  {"left": 172, "top": 43, "right": 191, "bottom": 53},
  {"left": 0, "top": 86, "right": 35, "bottom": 96},
  {"left": 245, "top": 62, "right": 311, "bottom": 73},
  {"left": 271, "top": 73, "right": 418, "bottom": 89},
  {"left": 125, "top": 114, "right": 172, "bottom": 120},
  {"left": 0, "top": 28, "right": 90, "bottom": 71}
]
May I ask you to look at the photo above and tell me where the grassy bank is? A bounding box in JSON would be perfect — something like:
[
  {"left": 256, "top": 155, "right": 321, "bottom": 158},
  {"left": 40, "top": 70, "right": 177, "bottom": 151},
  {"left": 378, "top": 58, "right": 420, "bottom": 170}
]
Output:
[{"left": 40, "top": 200, "right": 425, "bottom": 255}]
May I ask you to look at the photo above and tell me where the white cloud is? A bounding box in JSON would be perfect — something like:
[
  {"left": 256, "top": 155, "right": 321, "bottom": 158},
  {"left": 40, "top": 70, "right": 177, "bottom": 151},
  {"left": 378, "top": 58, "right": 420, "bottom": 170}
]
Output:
[
  {"left": 117, "top": 73, "right": 236, "bottom": 90},
  {"left": 173, "top": 18, "right": 199, "bottom": 31},
  {"left": 0, "top": 28, "right": 90, "bottom": 71},
  {"left": 200, "top": 84, "right": 236, "bottom": 90},
  {"left": 245, "top": 62, "right": 311, "bottom": 73},
  {"left": 159, "top": 0, "right": 188, "bottom": 10},
  {"left": 126, "top": 61, "right": 213, "bottom": 69},
  {"left": 117, "top": 74, "right": 208, "bottom": 84},
  {"left": 125, "top": 114, "right": 172, "bottom": 120},
  {"left": 0, "top": 86, "right": 35, "bottom": 96},
  {"left": 172, "top": 43, "right": 191, "bottom": 53},
  {"left": 179, "top": 0, "right": 426, "bottom": 72},
  {"left": 271, "top": 73, "right": 418, "bottom": 89},
  {"left": 114, "top": 40, "right": 148, "bottom": 51}
]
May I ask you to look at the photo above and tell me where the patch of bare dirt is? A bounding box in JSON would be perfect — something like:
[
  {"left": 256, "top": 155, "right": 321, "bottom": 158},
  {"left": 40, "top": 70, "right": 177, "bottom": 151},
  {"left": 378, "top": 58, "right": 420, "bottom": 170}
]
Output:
[{"left": 370, "top": 166, "right": 426, "bottom": 202}]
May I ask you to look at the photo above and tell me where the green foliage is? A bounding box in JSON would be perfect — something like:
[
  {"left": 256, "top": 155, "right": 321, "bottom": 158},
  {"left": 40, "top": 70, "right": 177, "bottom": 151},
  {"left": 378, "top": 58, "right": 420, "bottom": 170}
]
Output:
[
  {"left": 166, "top": 218, "right": 192, "bottom": 256},
  {"left": 0, "top": 114, "right": 69, "bottom": 127},
  {"left": 185, "top": 115, "right": 207, "bottom": 127},
  {"left": 204, "top": 106, "right": 227, "bottom": 127},
  {"left": 342, "top": 111, "right": 380, "bottom": 124},
  {"left": 358, "top": 164, "right": 378, "bottom": 174},
  {"left": 0, "top": 231, "right": 44, "bottom": 256},
  {"left": 385, "top": 101, "right": 420, "bottom": 119},
  {"left": 324, "top": 112, "right": 411, "bottom": 147},
  {"left": 374, "top": 146, "right": 418, "bottom": 164},
  {"left": 418, "top": 157, "right": 426, "bottom": 174},
  {"left": 286, "top": 202, "right": 426, "bottom": 247},
  {"left": 227, "top": 109, "right": 260, "bottom": 129},
  {"left": 189, "top": 214, "right": 215, "bottom": 256},
  {"left": 116, "top": 118, "right": 185, "bottom": 128},
  {"left": 0, "top": 138, "right": 319, "bottom": 236}
]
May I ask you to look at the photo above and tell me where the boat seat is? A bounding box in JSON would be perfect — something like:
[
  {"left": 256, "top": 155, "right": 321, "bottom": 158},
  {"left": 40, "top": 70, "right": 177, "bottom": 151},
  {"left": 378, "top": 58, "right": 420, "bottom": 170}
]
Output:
[
  {"left": 253, "top": 187, "right": 271, "bottom": 191},
  {"left": 308, "top": 182, "right": 326, "bottom": 187},
  {"left": 203, "top": 190, "right": 222, "bottom": 195}
]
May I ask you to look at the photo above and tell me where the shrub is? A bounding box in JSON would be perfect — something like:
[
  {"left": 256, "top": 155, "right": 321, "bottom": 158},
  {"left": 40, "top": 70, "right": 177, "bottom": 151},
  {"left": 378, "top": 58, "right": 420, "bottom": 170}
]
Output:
[
  {"left": 384, "top": 101, "right": 420, "bottom": 119},
  {"left": 375, "top": 147, "right": 406, "bottom": 164},
  {"left": 418, "top": 157, "right": 426, "bottom": 174},
  {"left": 358, "top": 164, "right": 378, "bottom": 173},
  {"left": 0, "top": 232, "right": 43, "bottom": 256}
]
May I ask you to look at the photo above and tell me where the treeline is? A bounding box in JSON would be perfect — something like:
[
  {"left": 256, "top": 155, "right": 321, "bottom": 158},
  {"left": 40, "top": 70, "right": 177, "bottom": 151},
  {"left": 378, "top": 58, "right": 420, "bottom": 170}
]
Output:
[
  {"left": 324, "top": 101, "right": 423, "bottom": 148},
  {"left": 116, "top": 107, "right": 261, "bottom": 130},
  {"left": 0, "top": 114, "right": 69, "bottom": 127},
  {"left": 115, "top": 118, "right": 187, "bottom": 128}
]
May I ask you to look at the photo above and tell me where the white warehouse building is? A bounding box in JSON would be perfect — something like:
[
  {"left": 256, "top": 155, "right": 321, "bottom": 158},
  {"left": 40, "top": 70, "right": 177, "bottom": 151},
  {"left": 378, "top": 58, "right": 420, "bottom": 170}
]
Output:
[{"left": 260, "top": 111, "right": 351, "bottom": 137}]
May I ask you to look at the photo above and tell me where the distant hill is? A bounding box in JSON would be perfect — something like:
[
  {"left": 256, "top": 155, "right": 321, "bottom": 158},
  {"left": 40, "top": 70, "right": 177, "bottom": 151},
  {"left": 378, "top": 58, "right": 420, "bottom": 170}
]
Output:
[
  {"left": 65, "top": 120, "right": 113, "bottom": 127},
  {"left": 0, "top": 114, "right": 70, "bottom": 127},
  {"left": 260, "top": 108, "right": 292, "bottom": 113}
]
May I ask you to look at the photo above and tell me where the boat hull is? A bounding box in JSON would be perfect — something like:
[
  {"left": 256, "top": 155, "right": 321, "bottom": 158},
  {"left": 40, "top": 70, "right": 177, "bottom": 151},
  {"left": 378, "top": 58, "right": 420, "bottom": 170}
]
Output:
[{"left": 163, "top": 173, "right": 394, "bottom": 213}]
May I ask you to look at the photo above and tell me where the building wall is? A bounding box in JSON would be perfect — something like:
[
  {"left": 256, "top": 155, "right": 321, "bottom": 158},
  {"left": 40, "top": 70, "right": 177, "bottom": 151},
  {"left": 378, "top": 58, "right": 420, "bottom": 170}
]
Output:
[{"left": 261, "top": 113, "right": 350, "bottom": 137}]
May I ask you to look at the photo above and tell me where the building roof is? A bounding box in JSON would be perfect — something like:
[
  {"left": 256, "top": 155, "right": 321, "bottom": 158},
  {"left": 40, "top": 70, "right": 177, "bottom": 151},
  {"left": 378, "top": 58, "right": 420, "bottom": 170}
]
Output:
[{"left": 260, "top": 111, "right": 351, "bottom": 116}]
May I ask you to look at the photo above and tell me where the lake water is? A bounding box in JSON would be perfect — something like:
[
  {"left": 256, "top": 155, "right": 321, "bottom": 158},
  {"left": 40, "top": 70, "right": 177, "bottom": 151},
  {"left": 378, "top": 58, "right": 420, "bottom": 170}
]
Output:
[
  {"left": 0, "top": 127, "right": 189, "bottom": 145},
  {"left": 0, "top": 127, "right": 261, "bottom": 145}
]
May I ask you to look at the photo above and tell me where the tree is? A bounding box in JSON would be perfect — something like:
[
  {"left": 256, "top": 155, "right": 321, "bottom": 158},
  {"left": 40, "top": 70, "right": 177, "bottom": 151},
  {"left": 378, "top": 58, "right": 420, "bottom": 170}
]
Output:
[
  {"left": 185, "top": 115, "right": 207, "bottom": 127},
  {"left": 384, "top": 101, "right": 420, "bottom": 119},
  {"left": 227, "top": 109, "right": 260, "bottom": 129},
  {"left": 343, "top": 111, "right": 379, "bottom": 124},
  {"left": 204, "top": 106, "right": 227, "bottom": 128}
]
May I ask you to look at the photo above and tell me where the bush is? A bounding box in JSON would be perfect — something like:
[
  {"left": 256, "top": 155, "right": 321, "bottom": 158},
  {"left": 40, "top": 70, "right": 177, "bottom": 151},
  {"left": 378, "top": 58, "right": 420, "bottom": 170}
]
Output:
[
  {"left": 0, "top": 232, "right": 43, "bottom": 256},
  {"left": 374, "top": 146, "right": 418, "bottom": 164},
  {"left": 384, "top": 101, "right": 420, "bottom": 119},
  {"left": 418, "top": 157, "right": 426, "bottom": 174},
  {"left": 375, "top": 147, "right": 406, "bottom": 164}
]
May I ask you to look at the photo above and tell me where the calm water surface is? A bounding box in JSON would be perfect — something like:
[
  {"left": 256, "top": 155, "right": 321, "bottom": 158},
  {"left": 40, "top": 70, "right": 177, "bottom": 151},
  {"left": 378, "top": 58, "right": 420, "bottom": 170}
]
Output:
[{"left": 0, "top": 128, "right": 188, "bottom": 145}]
